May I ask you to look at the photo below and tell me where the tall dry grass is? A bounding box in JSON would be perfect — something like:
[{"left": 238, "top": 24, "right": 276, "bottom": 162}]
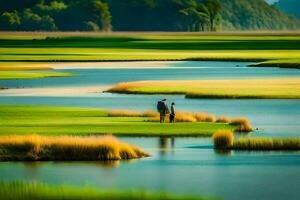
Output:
[
  {"left": 108, "top": 110, "right": 159, "bottom": 118},
  {"left": 141, "top": 111, "right": 159, "bottom": 118},
  {"left": 107, "top": 109, "right": 253, "bottom": 133},
  {"left": 232, "top": 138, "right": 300, "bottom": 150},
  {"left": 230, "top": 118, "right": 253, "bottom": 132},
  {"left": 216, "top": 116, "right": 231, "bottom": 123},
  {"left": 0, "top": 135, "right": 149, "bottom": 161},
  {"left": 147, "top": 112, "right": 197, "bottom": 123},
  {"left": 212, "top": 130, "right": 234, "bottom": 149},
  {"left": 194, "top": 113, "right": 216, "bottom": 122}
]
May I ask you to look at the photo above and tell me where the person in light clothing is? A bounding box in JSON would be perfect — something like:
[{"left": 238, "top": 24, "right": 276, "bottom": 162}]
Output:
[{"left": 169, "top": 102, "right": 176, "bottom": 123}]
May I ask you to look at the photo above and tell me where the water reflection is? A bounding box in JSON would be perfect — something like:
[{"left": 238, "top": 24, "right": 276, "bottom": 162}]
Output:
[
  {"left": 214, "top": 149, "right": 233, "bottom": 156},
  {"left": 158, "top": 137, "right": 176, "bottom": 156},
  {"left": 23, "top": 162, "right": 41, "bottom": 181},
  {"left": 22, "top": 160, "right": 121, "bottom": 170}
]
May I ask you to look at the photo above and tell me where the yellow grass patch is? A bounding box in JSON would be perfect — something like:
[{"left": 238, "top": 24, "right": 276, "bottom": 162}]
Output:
[
  {"left": 194, "top": 113, "right": 216, "bottom": 122},
  {"left": 107, "top": 110, "right": 141, "bottom": 117},
  {"left": 232, "top": 138, "right": 300, "bottom": 150},
  {"left": 108, "top": 78, "right": 300, "bottom": 99},
  {"left": 0, "top": 62, "right": 52, "bottom": 71},
  {"left": 216, "top": 116, "right": 231, "bottom": 123},
  {"left": 0, "top": 135, "right": 149, "bottom": 161},
  {"left": 212, "top": 130, "right": 234, "bottom": 149},
  {"left": 230, "top": 118, "right": 253, "bottom": 132}
]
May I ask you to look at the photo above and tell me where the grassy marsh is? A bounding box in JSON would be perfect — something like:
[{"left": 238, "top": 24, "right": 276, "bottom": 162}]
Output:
[
  {"left": 212, "top": 130, "right": 234, "bottom": 149},
  {"left": 232, "top": 138, "right": 300, "bottom": 151},
  {"left": 0, "top": 62, "right": 52, "bottom": 71},
  {"left": 213, "top": 130, "right": 300, "bottom": 151},
  {"left": 0, "top": 181, "right": 213, "bottom": 200},
  {"left": 107, "top": 79, "right": 300, "bottom": 99},
  {"left": 0, "top": 135, "right": 148, "bottom": 161},
  {"left": 0, "top": 105, "right": 238, "bottom": 137},
  {"left": 0, "top": 32, "right": 300, "bottom": 67},
  {"left": 0, "top": 71, "right": 75, "bottom": 80}
]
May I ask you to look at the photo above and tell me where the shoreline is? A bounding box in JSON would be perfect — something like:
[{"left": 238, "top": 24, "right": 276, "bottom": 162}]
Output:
[
  {"left": 1, "top": 59, "right": 299, "bottom": 69},
  {"left": 0, "top": 86, "right": 109, "bottom": 96}
]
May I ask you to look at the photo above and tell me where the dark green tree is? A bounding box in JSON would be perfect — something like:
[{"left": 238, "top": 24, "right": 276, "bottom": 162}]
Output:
[
  {"left": 0, "top": 11, "right": 20, "bottom": 30},
  {"left": 203, "top": 0, "right": 221, "bottom": 31}
]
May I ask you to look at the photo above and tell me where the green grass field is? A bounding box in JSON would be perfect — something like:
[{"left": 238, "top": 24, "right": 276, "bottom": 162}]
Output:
[
  {"left": 0, "top": 32, "right": 299, "bottom": 68},
  {"left": 0, "top": 105, "right": 236, "bottom": 137},
  {"left": 0, "top": 71, "right": 74, "bottom": 80},
  {"left": 0, "top": 181, "right": 213, "bottom": 200},
  {"left": 108, "top": 78, "right": 300, "bottom": 99}
]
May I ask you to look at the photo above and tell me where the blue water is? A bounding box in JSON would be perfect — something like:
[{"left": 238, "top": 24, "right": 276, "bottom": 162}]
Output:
[
  {"left": 0, "top": 61, "right": 300, "bottom": 200},
  {"left": 0, "top": 137, "right": 300, "bottom": 200},
  {"left": 1, "top": 61, "right": 300, "bottom": 88}
]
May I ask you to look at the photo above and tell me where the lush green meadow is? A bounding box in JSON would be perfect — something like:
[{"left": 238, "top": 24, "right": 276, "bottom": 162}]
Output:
[
  {"left": 0, "top": 181, "right": 212, "bottom": 200},
  {"left": 108, "top": 78, "right": 300, "bottom": 99},
  {"left": 0, "top": 32, "right": 300, "bottom": 67},
  {"left": 0, "top": 105, "right": 236, "bottom": 137}
]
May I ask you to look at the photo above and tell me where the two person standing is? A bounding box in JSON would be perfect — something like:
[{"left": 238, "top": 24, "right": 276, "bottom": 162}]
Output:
[{"left": 157, "top": 99, "right": 176, "bottom": 123}]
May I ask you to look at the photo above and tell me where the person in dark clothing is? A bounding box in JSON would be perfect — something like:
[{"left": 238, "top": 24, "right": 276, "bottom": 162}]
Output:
[
  {"left": 157, "top": 99, "right": 169, "bottom": 123},
  {"left": 169, "top": 102, "right": 176, "bottom": 123}
]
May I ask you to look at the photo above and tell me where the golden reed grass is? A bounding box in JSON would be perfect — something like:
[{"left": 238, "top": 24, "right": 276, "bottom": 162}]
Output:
[
  {"left": 194, "top": 113, "right": 216, "bottom": 122},
  {"left": 232, "top": 138, "right": 300, "bottom": 150},
  {"left": 0, "top": 135, "right": 149, "bottom": 161},
  {"left": 108, "top": 110, "right": 159, "bottom": 118},
  {"left": 212, "top": 130, "right": 234, "bottom": 149},
  {"left": 107, "top": 109, "right": 253, "bottom": 132},
  {"left": 229, "top": 118, "right": 253, "bottom": 132},
  {"left": 108, "top": 110, "right": 141, "bottom": 117},
  {"left": 216, "top": 116, "right": 231, "bottom": 123}
]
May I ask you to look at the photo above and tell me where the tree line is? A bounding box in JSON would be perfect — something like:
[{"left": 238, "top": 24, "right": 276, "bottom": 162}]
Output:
[{"left": 0, "top": 0, "right": 299, "bottom": 32}]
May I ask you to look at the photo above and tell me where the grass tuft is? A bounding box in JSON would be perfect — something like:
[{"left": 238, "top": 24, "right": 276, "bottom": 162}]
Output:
[
  {"left": 216, "top": 116, "right": 231, "bottom": 123},
  {"left": 141, "top": 110, "right": 159, "bottom": 118},
  {"left": 194, "top": 113, "right": 216, "bottom": 122},
  {"left": 0, "top": 135, "right": 149, "bottom": 161},
  {"left": 230, "top": 118, "right": 253, "bottom": 132},
  {"left": 212, "top": 130, "right": 234, "bottom": 149},
  {"left": 232, "top": 138, "right": 300, "bottom": 150}
]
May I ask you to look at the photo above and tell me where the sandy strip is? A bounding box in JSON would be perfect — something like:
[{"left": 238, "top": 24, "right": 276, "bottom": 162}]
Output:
[
  {"left": 0, "top": 86, "right": 109, "bottom": 96},
  {"left": 50, "top": 61, "right": 178, "bottom": 69}
]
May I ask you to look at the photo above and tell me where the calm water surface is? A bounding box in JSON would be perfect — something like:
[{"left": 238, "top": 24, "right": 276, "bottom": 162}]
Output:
[
  {"left": 0, "top": 61, "right": 300, "bottom": 200},
  {"left": 1, "top": 138, "right": 300, "bottom": 200}
]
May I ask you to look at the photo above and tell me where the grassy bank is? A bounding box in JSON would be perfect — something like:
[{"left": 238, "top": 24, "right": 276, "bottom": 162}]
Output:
[
  {"left": 107, "top": 78, "right": 300, "bottom": 99},
  {"left": 0, "top": 105, "right": 238, "bottom": 137},
  {"left": 212, "top": 131, "right": 300, "bottom": 151},
  {"left": 0, "top": 32, "right": 300, "bottom": 68},
  {"left": 0, "top": 135, "right": 148, "bottom": 161},
  {"left": 232, "top": 138, "right": 300, "bottom": 151},
  {"left": 0, "top": 181, "right": 213, "bottom": 200},
  {"left": 0, "top": 62, "right": 52, "bottom": 71},
  {"left": 251, "top": 59, "right": 300, "bottom": 69},
  {"left": 0, "top": 71, "right": 74, "bottom": 80}
]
